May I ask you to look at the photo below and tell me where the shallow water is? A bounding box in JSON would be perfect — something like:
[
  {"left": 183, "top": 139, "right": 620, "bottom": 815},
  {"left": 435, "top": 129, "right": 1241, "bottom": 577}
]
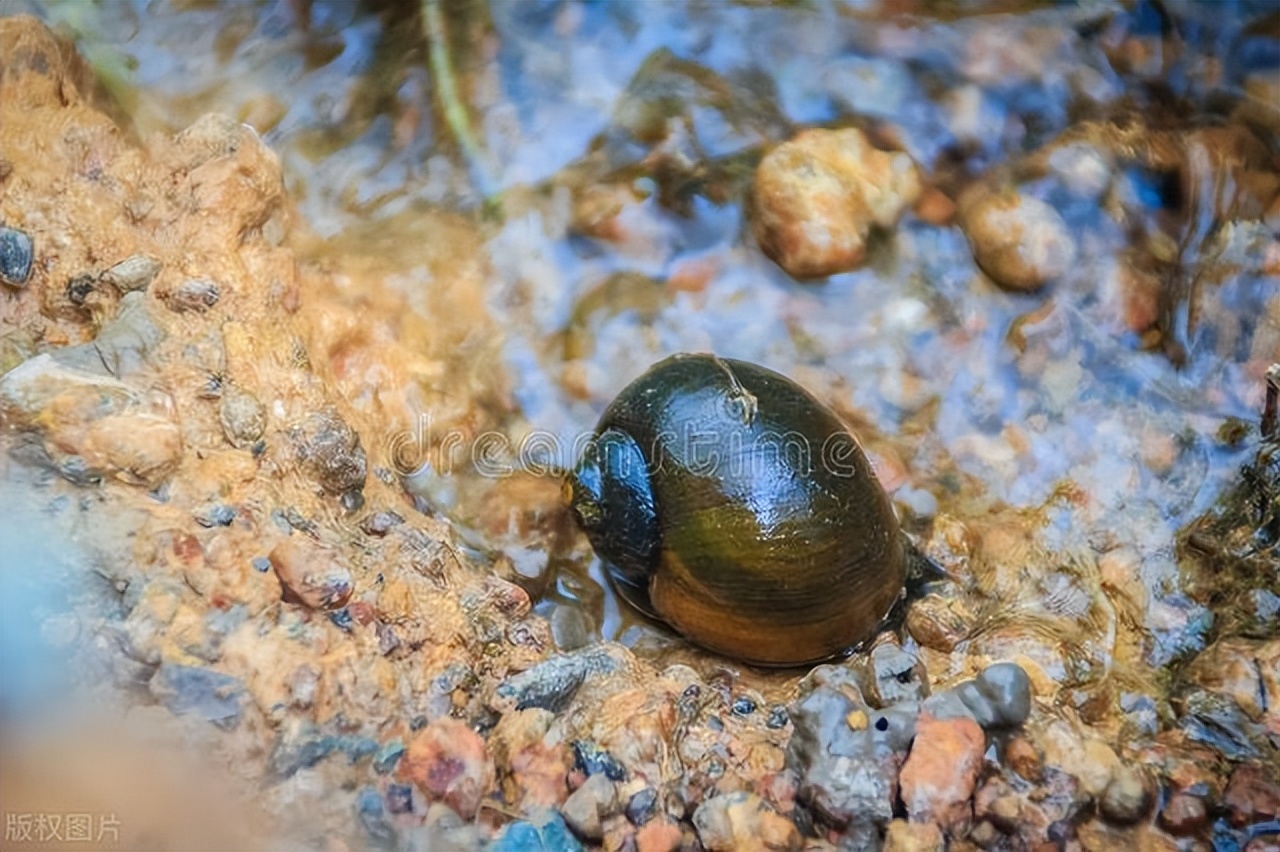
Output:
[{"left": 11, "top": 0, "right": 1280, "bottom": 682}]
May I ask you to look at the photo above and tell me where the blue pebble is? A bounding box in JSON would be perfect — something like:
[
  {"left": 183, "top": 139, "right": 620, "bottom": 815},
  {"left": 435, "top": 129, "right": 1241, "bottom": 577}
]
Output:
[
  {"left": 0, "top": 226, "right": 33, "bottom": 286},
  {"left": 488, "top": 812, "right": 583, "bottom": 852}
]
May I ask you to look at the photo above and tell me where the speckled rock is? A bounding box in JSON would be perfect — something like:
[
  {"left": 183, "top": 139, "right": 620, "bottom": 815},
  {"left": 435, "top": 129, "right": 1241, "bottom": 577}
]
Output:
[
  {"left": 1224, "top": 763, "right": 1280, "bottom": 828},
  {"left": 289, "top": 407, "right": 367, "bottom": 502},
  {"left": 100, "top": 254, "right": 162, "bottom": 292},
  {"left": 398, "top": 717, "right": 493, "bottom": 821},
  {"left": 561, "top": 772, "right": 618, "bottom": 841},
  {"left": 267, "top": 537, "right": 353, "bottom": 611},
  {"left": 0, "top": 353, "right": 182, "bottom": 487},
  {"left": 163, "top": 277, "right": 222, "bottom": 312},
  {"left": 960, "top": 188, "right": 1077, "bottom": 292},
  {"left": 692, "top": 791, "right": 802, "bottom": 852},
  {"left": 883, "top": 819, "right": 945, "bottom": 852},
  {"left": 1158, "top": 791, "right": 1207, "bottom": 836},
  {"left": 219, "top": 384, "right": 267, "bottom": 449},
  {"left": 0, "top": 225, "right": 33, "bottom": 286},
  {"left": 898, "top": 713, "right": 984, "bottom": 834},
  {"left": 752, "top": 128, "right": 920, "bottom": 279},
  {"left": 1099, "top": 765, "right": 1152, "bottom": 826},
  {"left": 490, "top": 809, "right": 583, "bottom": 852}
]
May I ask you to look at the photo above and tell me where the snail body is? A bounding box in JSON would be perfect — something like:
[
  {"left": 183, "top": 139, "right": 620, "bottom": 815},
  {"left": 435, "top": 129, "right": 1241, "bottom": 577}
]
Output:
[{"left": 566, "top": 353, "right": 906, "bottom": 666}]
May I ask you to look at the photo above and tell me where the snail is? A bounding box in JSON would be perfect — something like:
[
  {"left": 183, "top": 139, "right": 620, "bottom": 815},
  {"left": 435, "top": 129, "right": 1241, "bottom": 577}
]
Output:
[{"left": 565, "top": 353, "right": 932, "bottom": 666}]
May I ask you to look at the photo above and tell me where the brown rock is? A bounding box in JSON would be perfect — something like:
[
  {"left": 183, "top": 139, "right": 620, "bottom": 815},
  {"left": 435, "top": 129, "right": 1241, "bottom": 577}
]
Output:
[
  {"left": 1225, "top": 763, "right": 1280, "bottom": 828},
  {"left": 1158, "top": 792, "right": 1207, "bottom": 837},
  {"left": 899, "top": 713, "right": 984, "bottom": 834},
  {"left": 1003, "top": 736, "right": 1042, "bottom": 782},
  {"left": 399, "top": 717, "right": 493, "bottom": 820},
  {"left": 635, "top": 816, "right": 683, "bottom": 852},
  {"left": 960, "top": 188, "right": 1076, "bottom": 292},
  {"left": 692, "top": 791, "right": 802, "bottom": 852},
  {"left": 752, "top": 128, "right": 920, "bottom": 279},
  {"left": 884, "top": 819, "right": 945, "bottom": 852},
  {"left": 267, "top": 538, "right": 354, "bottom": 611}
]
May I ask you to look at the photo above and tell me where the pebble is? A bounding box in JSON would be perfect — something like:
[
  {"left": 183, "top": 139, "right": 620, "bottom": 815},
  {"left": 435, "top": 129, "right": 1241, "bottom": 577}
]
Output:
[
  {"left": 635, "top": 817, "right": 683, "bottom": 852},
  {"left": 1099, "top": 765, "right": 1152, "bottom": 826},
  {"left": 165, "top": 277, "right": 222, "bottom": 312},
  {"left": 219, "top": 385, "right": 267, "bottom": 450},
  {"left": 489, "top": 810, "right": 583, "bottom": 852},
  {"left": 626, "top": 786, "right": 659, "bottom": 826},
  {"left": 1224, "top": 763, "right": 1280, "bottom": 828},
  {"left": 398, "top": 717, "right": 493, "bottom": 820},
  {"left": 268, "top": 538, "right": 354, "bottom": 611},
  {"left": 572, "top": 739, "right": 628, "bottom": 782},
  {"left": 898, "top": 713, "right": 984, "bottom": 834},
  {"left": 149, "top": 663, "right": 244, "bottom": 731},
  {"left": 194, "top": 503, "right": 236, "bottom": 528},
  {"left": 862, "top": 642, "right": 929, "bottom": 707},
  {"left": 385, "top": 782, "right": 413, "bottom": 814},
  {"left": 357, "top": 786, "right": 395, "bottom": 846},
  {"left": 960, "top": 188, "right": 1077, "bottom": 292},
  {"left": 290, "top": 408, "right": 368, "bottom": 500},
  {"left": 922, "top": 662, "right": 1032, "bottom": 728},
  {"left": 692, "top": 791, "right": 803, "bottom": 852},
  {"left": 101, "top": 254, "right": 162, "bottom": 292},
  {"left": 373, "top": 739, "right": 405, "bottom": 775},
  {"left": 0, "top": 225, "right": 33, "bottom": 286},
  {"left": 561, "top": 772, "right": 618, "bottom": 841},
  {"left": 1158, "top": 791, "right": 1207, "bottom": 836},
  {"left": 1002, "top": 736, "right": 1042, "bottom": 782},
  {"left": 359, "top": 511, "right": 404, "bottom": 537},
  {"left": 752, "top": 128, "right": 921, "bottom": 279},
  {"left": 883, "top": 819, "right": 945, "bottom": 852}
]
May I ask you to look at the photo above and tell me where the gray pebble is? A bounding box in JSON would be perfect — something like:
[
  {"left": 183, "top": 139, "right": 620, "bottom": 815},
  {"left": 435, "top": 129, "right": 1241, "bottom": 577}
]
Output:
[
  {"left": 1100, "top": 765, "right": 1151, "bottom": 826},
  {"left": 219, "top": 385, "right": 267, "bottom": 449},
  {"left": 149, "top": 663, "right": 244, "bottom": 730},
  {"left": 166, "top": 277, "right": 221, "bottom": 312},
  {"left": 0, "top": 226, "right": 33, "bottom": 286},
  {"left": 101, "top": 254, "right": 162, "bottom": 292}
]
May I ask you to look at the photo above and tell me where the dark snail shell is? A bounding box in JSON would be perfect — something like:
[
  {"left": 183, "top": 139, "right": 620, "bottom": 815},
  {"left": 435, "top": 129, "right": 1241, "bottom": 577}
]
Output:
[{"left": 566, "top": 352, "right": 906, "bottom": 666}]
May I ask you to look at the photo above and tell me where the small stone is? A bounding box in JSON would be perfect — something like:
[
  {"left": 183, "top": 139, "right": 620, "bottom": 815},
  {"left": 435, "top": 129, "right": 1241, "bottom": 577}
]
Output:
[
  {"left": 752, "top": 128, "right": 920, "bottom": 279},
  {"left": 398, "top": 717, "right": 493, "bottom": 820},
  {"left": 883, "top": 819, "right": 945, "bottom": 852},
  {"left": 899, "top": 713, "right": 984, "bottom": 834},
  {"left": 1224, "top": 763, "right": 1280, "bottom": 828},
  {"left": 357, "top": 786, "right": 395, "bottom": 845},
  {"left": 268, "top": 538, "right": 354, "bottom": 611},
  {"left": 490, "top": 810, "right": 583, "bottom": 852},
  {"left": 1099, "top": 765, "right": 1152, "bottom": 826},
  {"left": 961, "top": 188, "right": 1076, "bottom": 292},
  {"left": 0, "top": 226, "right": 33, "bottom": 286},
  {"left": 1158, "top": 791, "right": 1207, "bottom": 836},
  {"left": 561, "top": 772, "right": 618, "bottom": 841},
  {"left": 374, "top": 740, "right": 406, "bottom": 775},
  {"left": 219, "top": 385, "right": 267, "bottom": 450},
  {"left": 385, "top": 782, "right": 413, "bottom": 814},
  {"left": 692, "top": 791, "right": 802, "bottom": 852},
  {"left": 863, "top": 642, "right": 928, "bottom": 707},
  {"left": 101, "top": 254, "right": 162, "bottom": 292},
  {"left": 635, "top": 817, "right": 683, "bottom": 852},
  {"left": 149, "top": 663, "right": 244, "bottom": 730},
  {"left": 626, "top": 786, "right": 659, "bottom": 826},
  {"left": 290, "top": 408, "right": 367, "bottom": 498},
  {"left": 194, "top": 503, "right": 236, "bottom": 528},
  {"left": 360, "top": 511, "right": 403, "bottom": 537},
  {"left": 165, "top": 277, "right": 221, "bottom": 312},
  {"left": 572, "top": 740, "right": 628, "bottom": 782},
  {"left": 1003, "top": 736, "right": 1042, "bottom": 782}
]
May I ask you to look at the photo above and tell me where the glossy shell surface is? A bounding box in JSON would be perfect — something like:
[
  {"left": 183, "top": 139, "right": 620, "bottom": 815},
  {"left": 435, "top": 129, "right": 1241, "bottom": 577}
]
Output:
[{"left": 569, "top": 353, "right": 905, "bottom": 665}]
